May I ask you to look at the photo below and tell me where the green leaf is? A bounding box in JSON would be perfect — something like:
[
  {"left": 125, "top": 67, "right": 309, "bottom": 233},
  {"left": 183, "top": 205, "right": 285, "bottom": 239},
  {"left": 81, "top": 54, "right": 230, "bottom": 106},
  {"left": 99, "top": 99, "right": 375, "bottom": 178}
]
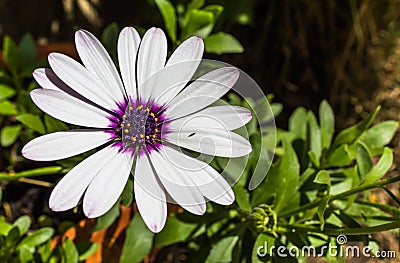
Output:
[
  {"left": 3, "top": 35, "right": 19, "bottom": 74},
  {"left": 181, "top": 9, "right": 214, "bottom": 39},
  {"left": 154, "top": 214, "right": 198, "bottom": 247},
  {"left": 274, "top": 139, "right": 300, "bottom": 213},
  {"left": 0, "top": 84, "right": 16, "bottom": 101},
  {"left": 307, "top": 111, "right": 322, "bottom": 161},
  {"left": 101, "top": 23, "right": 119, "bottom": 62},
  {"left": 19, "top": 246, "right": 34, "bottom": 263},
  {"left": 331, "top": 106, "right": 380, "bottom": 149},
  {"left": 0, "top": 217, "right": 12, "bottom": 235},
  {"left": 203, "top": 5, "right": 224, "bottom": 21},
  {"left": 252, "top": 233, "right": 275, "bottom": 262},
  {"left": 187, "top": 0, "right": 204, "bottom": 10},
  {"left": 44, "top": 114, "right": 68, "bottom": 133},
  {"left": 1, "top": 125, "right": 22, "bottom": 147},
  {"left": 155, "top": 0, "right": 177, "bottom": 42},
  {"left": 63, "top": 238, "right": 79, "bottom": 263},
  {"left": 16, "top": 113, "right": 46, "bottom": 134},
  {"left": 12, "top": 216, "right": 31, "bottom": 236},
  {"left": 92, "top": 202, "right": 120, "bottom": 231},
  {"left": 359, "top": 121, "right": 399, "bottom": 152},
  {"left": 17, "top": 228, "right": 54, "bottom": 250},
  {"left": 0, "top": 100, "right": 17, "bottom": 115},
  {"left": 289, "top": 107, "right": 307, "bottom": 140},
  {"left": 120, "top": 213, "right": 154, "bottom": 263},
  {"left": 361, "top": 147, "right": 393, "bottom": 186},
  {"left": 19, "top": 34, "right": 36, "bottom": 74},
  {"left": 120, "top": 178, "right": 133, "bottom": 206},
  {"left": 326, "top": 144, "right": 352, "bottom": 167},
  {"left": 206, "top": 236, "right": 239, "bottom": 263},
  {"left": 356, "top": 142, "right": 373, "bottom": 178},
  {"left": 314, "top": 170, "right": 330, "bottom": 230},
  {"left": 319, "top": 100, "right": 335, "bottom": 149},
  {"left": 233, "top": 184, "right": 251, "bottom": 211},
  {"left": 77, "top": 242, "right": 99, "bottom": 261},
  {"left": 204, "top": 32, "right": 244, "bottom": 54}
]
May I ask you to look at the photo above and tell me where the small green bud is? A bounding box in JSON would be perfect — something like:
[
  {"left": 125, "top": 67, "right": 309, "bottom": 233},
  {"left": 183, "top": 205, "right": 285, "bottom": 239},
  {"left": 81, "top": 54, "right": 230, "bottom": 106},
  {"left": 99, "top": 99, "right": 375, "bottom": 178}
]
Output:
[{"left": 249, "top": 204, "right": 277, "bottom": 235}]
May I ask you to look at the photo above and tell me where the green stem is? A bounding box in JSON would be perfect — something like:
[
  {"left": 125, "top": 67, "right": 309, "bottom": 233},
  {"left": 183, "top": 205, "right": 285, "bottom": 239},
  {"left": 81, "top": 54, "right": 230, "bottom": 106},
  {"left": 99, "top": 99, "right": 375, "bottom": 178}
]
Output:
[
  {"left": 279, "top": 174, "right": 400, "bottom": 217},
  {"left": 355, "top": 199, "right": 400, "bottom": 217},
  {"left": 278, "top": 220, "right": 400, "bottom": 235},
  {"left": 0, "top": 166, "right": 62, "bottom": 181}
]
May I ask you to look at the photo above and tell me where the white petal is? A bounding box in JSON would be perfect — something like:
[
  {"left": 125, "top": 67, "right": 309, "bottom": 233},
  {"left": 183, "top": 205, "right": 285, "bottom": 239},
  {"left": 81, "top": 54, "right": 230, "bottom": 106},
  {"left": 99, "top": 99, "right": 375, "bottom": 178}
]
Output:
[
  {"left": 30, "top": 89, "right": 110, "bottom": 128},
  {"left": 136, "top": 28, "right": 167, "bottom": 97},
  {"left": 33, "top": 68, "right": 62, "bottom": 90},
  {"left": 83, "top": 150, "right": 133, "bottom": 218},
  {"left": 22, "top": 130, "right": 111, "bottom": 161},
  {"left": 165, "top": 67, "right": 239, "bottom": 119},
  {"left": 49, "top": 145, "right": 118, "bottom": 212},
  {"left": 75, "top": 30, "right": 125, "bottom": 103},
  {"left": 118, "top": 27, "right": 141, "bottom": 100},
  {"left": 143, "top": 37, "right": 204, "bottom": 105},
  {"left": 166, "top": 36, "right": 204, "bottom": 67},
  {"left": 134, "top": 153, "right": 167, "bottom": 233},
  {"left": 166, "top": 128, "right": 252, "bottom": 158},
  {"left": 150, "top": 149, "right": 206, "bottom": 215},
  {"left": 160, "top": 146, "right": 234, "bottom": 205},
  {"left": 48, "top": 53, "right": 117, "bottom": 110},
  {"left": 169, "top": 105, "right": 252, "bottom": 131}
]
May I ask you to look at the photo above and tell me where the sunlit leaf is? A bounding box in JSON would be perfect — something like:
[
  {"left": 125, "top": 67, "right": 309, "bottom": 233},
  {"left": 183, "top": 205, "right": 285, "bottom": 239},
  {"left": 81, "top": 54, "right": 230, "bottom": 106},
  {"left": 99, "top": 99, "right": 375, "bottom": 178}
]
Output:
[
  {"left": 16, "top": 113, "right": 46, "bottom": 134},
  {"left": 204, "top": 32, "right": 244, "bottom": 54},
  {"left": 155, "top": 0, "right": 177, "bottom": 42},
  {"left": 1, "top": 125, "right": 22, "bottom": 147}
]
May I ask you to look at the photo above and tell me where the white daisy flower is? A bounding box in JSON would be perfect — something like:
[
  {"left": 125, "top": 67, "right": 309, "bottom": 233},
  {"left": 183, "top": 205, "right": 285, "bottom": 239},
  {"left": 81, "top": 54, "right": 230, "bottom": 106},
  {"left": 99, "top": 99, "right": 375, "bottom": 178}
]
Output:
[{"left": 22, "top": 27, "right": 252, "bottom": 233}]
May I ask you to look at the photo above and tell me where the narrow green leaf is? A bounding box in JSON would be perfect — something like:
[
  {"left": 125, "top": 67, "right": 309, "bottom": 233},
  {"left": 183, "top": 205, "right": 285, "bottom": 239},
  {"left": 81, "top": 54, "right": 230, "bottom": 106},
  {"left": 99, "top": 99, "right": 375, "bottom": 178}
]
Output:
[
  {"left": 0, "top": 166, "right": 62, "bottom": 181},
  {"left": 12, "top": 216, "right": 31, "bottom": 236},
  {"left": 359, "top": 121, "right": 399, "bottom": 152},
  {"left": 206, "top": 236, "right": 239, "bottom": 263},
  {"left": 332, "top": 106, "right": 380, "bottom": 149},
  {"left": 361, "top": 147, "right": 393, "bottom": 186},
  {"left": 0, "top": 100, "right": 17, "bottom": 115},
  {"left": 356, "top": 141, "right": 373, "bottom": 178},
  {"left": 63, "top": 238, "right": 79, "bottom": 263},
  {"left": 319, "top": 100, "right": 335, "bottom": 149},
  {"left": 154, "top": 214, "right": 197, "bottom": 247},
  {"left": 1, "top": 125, "right": 22, "bottom": 147},
  {"left": 44, "top": 114, "right": 68, "bottom": 133},
  {"left": 92, "top": 202, "right": 120, "bottom": 231},
  {"left": 77, "top": 242, "right": 99, "bottom": 261},
  {"left": 314, "top": 170, "right": 330, "bottom": 231},
  {"left": 274, "top": 139, "right": 300, "bottom": 212},
  {"left": 16, "top": 113, "right": 46, "bottom": 134},
  {"left": 251, "top": 234, "right": 275, "bottom": 262},
  {"left": 155, "top": 0, "right": 177, "bottom": 42},
  {"left": 0, "top": 84, "right": 16, "bottom": 101},
  {"left": 17, "top": 228, "right": 54, "bottom": 249},
  {"left": 19, "top": 34, "right": 36, "bottom": 72},
  {"left": 307, "top": 111, "right": 322, "bottom": 161},
  {"left": 101, "top": 23, "right": 119, "bottom": 62},
  {"left": 289, "top": 107, "right": 307, "bottom": 140},
  {"left": 204, "top": 32, "right": 244, "bottom": 55},
  {"left": 233, "top": 184, "right": 251, "bottom": 211},
  {"left": 3, "top": 35, "right": 19, "bottom": 74},
  {"left": 120, "top": 213, "right": 154, "bottom": 263},
  {"left": 120, "top": 178, "right": 133, "bottom": 206}
]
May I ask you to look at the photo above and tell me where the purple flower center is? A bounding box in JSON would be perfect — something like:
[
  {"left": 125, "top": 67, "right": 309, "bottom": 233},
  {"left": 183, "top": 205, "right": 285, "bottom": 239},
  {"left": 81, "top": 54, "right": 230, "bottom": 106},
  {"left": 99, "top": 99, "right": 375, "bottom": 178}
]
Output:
[{"left": 109, "top": 99, "right": 167, "bottom": 153}]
